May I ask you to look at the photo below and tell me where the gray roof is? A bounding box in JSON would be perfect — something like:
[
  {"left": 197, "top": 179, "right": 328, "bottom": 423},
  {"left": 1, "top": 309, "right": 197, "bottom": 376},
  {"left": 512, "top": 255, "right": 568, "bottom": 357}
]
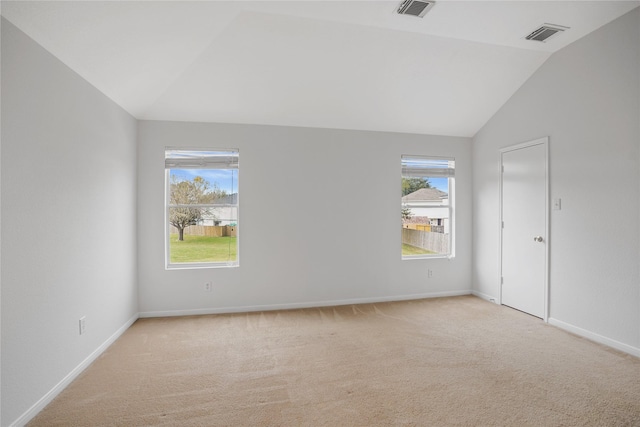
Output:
[
  {"left": 215, "top": 193, "right": 238, "bottom": 204},
  {"left": 402, "top": 188, "right": 448, "bottom": 202}
]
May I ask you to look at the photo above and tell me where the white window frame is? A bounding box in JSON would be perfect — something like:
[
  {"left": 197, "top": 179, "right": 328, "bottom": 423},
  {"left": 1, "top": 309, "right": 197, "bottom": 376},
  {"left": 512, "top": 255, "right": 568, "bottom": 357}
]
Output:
[
  {"left": 165, "top": 148, "right": 239, "bottom": 269},
  {"left": 401, "top": 155, "right": 455, "bottom": 260}
]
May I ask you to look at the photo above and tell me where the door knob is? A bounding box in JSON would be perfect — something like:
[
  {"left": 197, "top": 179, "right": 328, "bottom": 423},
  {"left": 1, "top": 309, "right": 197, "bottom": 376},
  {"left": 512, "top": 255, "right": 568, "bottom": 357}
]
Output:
[{"left": 534, "top": 236, "right": 543, "bottom": 242}]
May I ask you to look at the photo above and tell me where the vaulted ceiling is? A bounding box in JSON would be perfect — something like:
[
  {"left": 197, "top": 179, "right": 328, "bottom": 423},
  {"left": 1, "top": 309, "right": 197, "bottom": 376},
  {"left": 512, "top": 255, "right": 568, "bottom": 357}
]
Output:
[{"left": 2, "top": 1, "right": 638, "bottom": 137}]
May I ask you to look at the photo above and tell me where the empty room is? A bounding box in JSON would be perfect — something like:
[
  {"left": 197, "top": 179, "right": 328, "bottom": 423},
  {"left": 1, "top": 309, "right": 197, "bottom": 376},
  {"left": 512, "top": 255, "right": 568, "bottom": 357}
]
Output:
[{"left": 1, "top": 1, "right": 639, "bottom": 426}]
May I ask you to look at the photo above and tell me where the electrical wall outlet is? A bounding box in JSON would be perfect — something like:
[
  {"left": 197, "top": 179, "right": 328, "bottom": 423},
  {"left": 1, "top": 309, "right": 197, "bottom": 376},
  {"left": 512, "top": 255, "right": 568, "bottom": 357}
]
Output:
[
  {"left": 79, "top": 317, "right": 86, "bottom": 335},
  {"left": 427, "top": 269, "right": 433, "bottom": 278},
  {"left": 204, "top": 282, "right": 212, "bottom": 292}
]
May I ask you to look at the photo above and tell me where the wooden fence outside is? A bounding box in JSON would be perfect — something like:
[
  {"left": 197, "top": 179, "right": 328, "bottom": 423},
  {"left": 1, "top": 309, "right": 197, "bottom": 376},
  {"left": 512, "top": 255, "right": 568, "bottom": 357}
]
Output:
[
  {"left": 170, "top": 225, "right": 237, "bottom": 237},
  {"left": 402, "top": 228, "right": 449, "bottom": 254},
  {"left": 403, "top": 223, "right": 432, "bottom": 232}
]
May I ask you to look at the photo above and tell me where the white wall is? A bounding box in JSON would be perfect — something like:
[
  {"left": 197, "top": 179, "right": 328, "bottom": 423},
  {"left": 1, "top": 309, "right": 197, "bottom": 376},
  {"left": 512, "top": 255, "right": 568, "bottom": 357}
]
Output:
[
  {"left": 472, "top": 8, "right": 640, "bottom": 355},
  {"left": 1, "top": 19, "right": 138, "bottom": 426},
  {"left": 0, "top": 11, "right": 4, "bottom": 427},
  {"left": 138, "top": 121, "right": 471, "bottom": 316}
]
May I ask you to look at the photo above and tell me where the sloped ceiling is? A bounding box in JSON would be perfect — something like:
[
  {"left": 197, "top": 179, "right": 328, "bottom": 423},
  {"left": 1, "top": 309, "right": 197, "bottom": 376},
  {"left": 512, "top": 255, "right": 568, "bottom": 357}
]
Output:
[{"left": 2, "top": 1, "right": 638, "bottom": 137}]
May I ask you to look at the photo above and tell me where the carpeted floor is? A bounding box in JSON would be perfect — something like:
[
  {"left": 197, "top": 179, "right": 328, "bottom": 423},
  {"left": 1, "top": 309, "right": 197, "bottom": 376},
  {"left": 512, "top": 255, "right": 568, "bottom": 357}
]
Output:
[{"left": 28, "top": 296, "right": 640, "bottom": 426}]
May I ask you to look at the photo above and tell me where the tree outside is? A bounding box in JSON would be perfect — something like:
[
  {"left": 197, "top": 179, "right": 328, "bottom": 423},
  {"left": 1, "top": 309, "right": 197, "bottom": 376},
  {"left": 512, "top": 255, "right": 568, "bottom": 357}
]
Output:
[
  {"left": 169, "top": 175, "right": 226, "bottom": 241},
  {"left": 402, "top": 206, "right": 412, "bottom": 221},
  {"left": 402, "top": 177, "right": 432, "bottom": 196}
]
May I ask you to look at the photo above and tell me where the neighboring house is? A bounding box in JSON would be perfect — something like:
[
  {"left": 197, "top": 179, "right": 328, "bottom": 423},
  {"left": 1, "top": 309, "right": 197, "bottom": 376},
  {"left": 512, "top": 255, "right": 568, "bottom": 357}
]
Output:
[
  {"left": 402, "top": 188, "right": 449, "bottom": 233},
  {"left": 198, "top": 193, "right": 238, "bottom": 226}
]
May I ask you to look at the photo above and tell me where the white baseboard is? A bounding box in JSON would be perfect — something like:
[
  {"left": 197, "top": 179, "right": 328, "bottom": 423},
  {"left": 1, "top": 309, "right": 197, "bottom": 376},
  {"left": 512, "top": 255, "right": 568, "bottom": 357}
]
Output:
[
  {"left": 10, "top": 314, "right": 139, "bottom": 427},
  {"left": 548, "top": 317, "right": 640, "bottom": 358},
  {"left": 471, "top": 290, "right": 498, "bottom": 304},
  {"left": 138, "top": 290, "right": 473, "bottom": 318}
]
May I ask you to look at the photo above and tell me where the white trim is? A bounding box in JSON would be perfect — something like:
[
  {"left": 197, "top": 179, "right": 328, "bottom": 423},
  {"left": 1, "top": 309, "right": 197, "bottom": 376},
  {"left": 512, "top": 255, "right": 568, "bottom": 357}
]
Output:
[
  {"left": 166, "top": 262, "right": 239, "bottom": 270},
  {"left": 498, "top": 136, "right": 550, "bottom": 321},
  {"left": 548, "top": 317, "right": 640, "bottom": 358},
  {"left": 138, "top": 290, "right": 473, "bottom": 318},
  {"left": 401, "top": 154, "right": 455, "bottom": 259},
  {"left": 471, "top": 290, "right": 498, "bottom": 304},
  {"left": 402, "top": 254, "right": 452, "bottom": 260},
  {"left": 164, "top": 147, "right": 240, "bottom": 270},
  {"left": 9, "top": 314, "right": 139, "bottom": 427}
]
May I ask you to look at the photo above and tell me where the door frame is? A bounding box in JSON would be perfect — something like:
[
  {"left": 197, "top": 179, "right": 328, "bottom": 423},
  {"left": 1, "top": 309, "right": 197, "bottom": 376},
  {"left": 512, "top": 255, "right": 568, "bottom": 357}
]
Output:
[{"left": 498, "top": 136, "right": 550, "bottom": 322}]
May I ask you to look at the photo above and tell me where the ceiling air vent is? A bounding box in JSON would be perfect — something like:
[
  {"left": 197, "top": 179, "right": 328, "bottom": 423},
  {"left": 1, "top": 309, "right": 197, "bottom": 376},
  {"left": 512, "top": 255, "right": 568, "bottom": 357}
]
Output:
[
  {"left": 525, "top": 24, "right": 569, "bottom": 42},
  {"left": 397, "top": 0, "right": 435, "bottom": 18}
]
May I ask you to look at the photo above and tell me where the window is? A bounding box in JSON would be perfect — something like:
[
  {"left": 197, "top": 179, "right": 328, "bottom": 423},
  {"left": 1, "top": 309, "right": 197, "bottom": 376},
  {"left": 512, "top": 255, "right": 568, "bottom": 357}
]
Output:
[
  {"left": 401, "top": 155, "right": 454, "bottom": 259},
  {"left": 165, "top": 149, "right": 239, "bottom": 268}
]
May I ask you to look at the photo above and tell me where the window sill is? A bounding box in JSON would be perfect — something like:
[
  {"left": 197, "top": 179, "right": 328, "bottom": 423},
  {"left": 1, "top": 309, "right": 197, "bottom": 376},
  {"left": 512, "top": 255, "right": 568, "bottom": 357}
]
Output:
[
  {"left": 166, "top": 262, "right": 239, "bottom": 270},
  {"left": 402, "top": 255, "right": 454, "bottom": 261}
]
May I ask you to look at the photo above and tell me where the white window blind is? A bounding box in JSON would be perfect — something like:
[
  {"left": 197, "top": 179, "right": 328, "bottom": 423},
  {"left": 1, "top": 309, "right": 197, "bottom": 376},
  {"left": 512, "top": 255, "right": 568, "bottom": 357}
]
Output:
[
  {"left": 401, "top": 156, "right": 455, "bottom": 178},
  {"left": 165, "top": 149, "right": 239, "bottom": 169}
]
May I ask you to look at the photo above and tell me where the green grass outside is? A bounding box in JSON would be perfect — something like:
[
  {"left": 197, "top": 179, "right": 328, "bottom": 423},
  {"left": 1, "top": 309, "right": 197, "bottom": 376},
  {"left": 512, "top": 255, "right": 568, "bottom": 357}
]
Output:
[
  {"left": 402, "top": 243, "right": 435, "bottom": 256},
  {"left": 170, "top": 234, "right": 237, "bottom": 263},
  {"left": 171, "top": 234, "right": 429, "bottom": 261}
]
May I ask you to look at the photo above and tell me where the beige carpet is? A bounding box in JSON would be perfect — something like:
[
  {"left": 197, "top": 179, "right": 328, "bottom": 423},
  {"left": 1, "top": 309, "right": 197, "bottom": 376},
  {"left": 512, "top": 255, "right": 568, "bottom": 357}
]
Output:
[{"left": 28, "top": 296, "right": 640, "bottom": 426}]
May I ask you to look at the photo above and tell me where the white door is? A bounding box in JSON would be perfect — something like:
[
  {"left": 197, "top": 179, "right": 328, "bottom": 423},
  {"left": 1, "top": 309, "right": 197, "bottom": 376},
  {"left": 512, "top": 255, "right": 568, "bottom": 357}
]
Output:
[{"left": 500, "top": 138, "right": 548, "bottom": 319}]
